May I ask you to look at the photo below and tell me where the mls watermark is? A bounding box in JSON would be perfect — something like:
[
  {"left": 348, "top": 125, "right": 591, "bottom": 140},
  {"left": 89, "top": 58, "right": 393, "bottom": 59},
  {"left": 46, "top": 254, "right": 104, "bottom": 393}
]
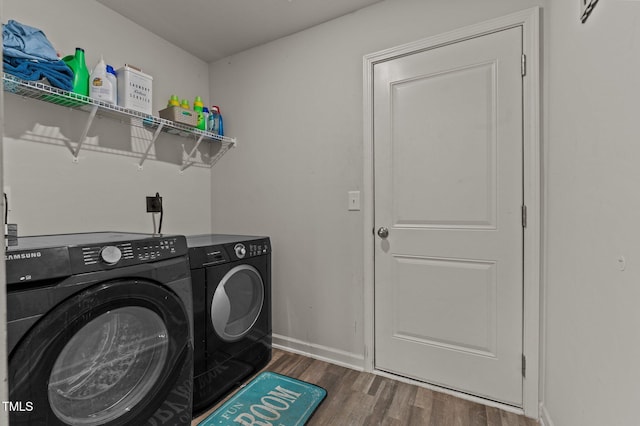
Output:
[{"left": 2, "top": 401, "right": 33, "bottom": 412}]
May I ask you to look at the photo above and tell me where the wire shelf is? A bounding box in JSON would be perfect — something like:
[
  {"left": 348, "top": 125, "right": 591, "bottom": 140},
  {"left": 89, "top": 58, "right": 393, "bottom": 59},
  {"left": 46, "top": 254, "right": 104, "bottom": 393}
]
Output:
[{"left": 3, "top": 73, "right": 236, "bottom": 171}]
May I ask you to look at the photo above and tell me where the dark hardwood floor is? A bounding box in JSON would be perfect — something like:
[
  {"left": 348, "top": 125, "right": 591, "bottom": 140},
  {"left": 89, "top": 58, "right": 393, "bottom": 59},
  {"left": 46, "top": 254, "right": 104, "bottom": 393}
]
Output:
[{"left": 192, "top": 349, "right": 539, "bottom": 426}]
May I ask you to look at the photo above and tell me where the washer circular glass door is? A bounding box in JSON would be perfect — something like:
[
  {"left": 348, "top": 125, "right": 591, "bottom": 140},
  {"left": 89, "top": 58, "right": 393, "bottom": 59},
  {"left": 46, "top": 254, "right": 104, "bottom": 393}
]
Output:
[
  {"left": 48, "top": 307, "right": 168, "bottom": 425},
  {"left": 211, "top": 265, "right": 264, "bottom": 342},
  {"left": 8, "top": 278, "right": 191, "bottom": 426}
]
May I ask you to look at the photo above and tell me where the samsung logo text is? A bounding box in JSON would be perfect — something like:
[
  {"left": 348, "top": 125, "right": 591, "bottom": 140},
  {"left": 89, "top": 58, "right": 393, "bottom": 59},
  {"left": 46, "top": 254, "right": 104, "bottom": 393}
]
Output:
[{"left": 6, "top": 252, "right": 42, "bottom": 261}]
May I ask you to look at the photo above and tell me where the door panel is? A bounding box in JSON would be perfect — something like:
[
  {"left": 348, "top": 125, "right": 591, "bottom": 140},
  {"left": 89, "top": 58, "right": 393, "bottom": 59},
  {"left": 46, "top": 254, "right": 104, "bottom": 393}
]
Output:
[
  {"left": 374, "top": 27, "right": 524, "bottom": 405},
  {"left": 392, "top": 62, "right": 497, "bottom": 228},
  {"left": 393, "top": 256, "right": 497, "bottom": 356}
]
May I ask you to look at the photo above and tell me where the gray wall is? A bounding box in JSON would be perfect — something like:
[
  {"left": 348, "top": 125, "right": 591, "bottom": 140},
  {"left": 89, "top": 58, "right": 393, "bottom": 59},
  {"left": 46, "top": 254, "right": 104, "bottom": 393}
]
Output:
[
  {"left": 6, "top": 1, "right": 640, "bottom": 424},
  {"left": 3, "top": 0, "right": 214, "bottom": 236},
  {"left": 544, "top": 1, "right": 640, "bottom": 425},
  {"left": 208, "top": 0, "right": 545, "bottom": 367}
]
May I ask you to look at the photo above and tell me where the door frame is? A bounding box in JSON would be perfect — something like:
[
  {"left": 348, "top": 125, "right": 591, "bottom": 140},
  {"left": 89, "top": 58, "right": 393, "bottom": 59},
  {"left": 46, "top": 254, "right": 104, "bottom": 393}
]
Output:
[{"left": 362, "top": 7, "right": 541, "bottom": 418}]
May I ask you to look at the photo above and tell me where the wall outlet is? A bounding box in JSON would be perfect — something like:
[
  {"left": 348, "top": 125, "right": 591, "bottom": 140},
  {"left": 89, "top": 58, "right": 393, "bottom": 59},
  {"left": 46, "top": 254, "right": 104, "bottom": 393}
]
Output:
[{"left": 146, "top": 195, "right": 162, "bottom": 213}]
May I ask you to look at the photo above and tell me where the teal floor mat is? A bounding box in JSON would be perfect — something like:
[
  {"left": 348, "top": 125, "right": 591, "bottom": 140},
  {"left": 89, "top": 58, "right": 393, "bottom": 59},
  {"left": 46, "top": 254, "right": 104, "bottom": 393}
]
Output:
[{"left": 198, "top": 371, "right": 327, "bottom": 426}]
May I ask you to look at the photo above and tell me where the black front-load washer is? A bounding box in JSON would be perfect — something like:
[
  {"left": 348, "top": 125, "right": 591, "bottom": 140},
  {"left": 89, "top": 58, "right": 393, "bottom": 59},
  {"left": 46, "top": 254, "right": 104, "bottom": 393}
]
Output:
[
  {"left": 187, "top": 234, "right": 272, "bottom": 414},
  {"left": 6, "top": 232, "right": 194, "bottom": 426}
]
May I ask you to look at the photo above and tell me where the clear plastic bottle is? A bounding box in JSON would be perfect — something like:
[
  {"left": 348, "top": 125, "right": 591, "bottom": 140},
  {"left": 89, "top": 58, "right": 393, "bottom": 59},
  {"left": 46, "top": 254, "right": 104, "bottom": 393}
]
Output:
[{"left": 208, "top": 105, "right": 224, "bottom": 137}]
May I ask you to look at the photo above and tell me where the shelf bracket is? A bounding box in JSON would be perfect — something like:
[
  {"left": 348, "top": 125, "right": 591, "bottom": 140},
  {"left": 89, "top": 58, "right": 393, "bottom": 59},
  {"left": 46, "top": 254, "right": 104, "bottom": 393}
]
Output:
[
  {"left": 138, "top": 122, "right": 165, "bottom": 170},
  {"left": 72, "top": 104, "right": 99, "bottom": 161},
  {"left": 206, "top": 138, "right": 236, "bottom": 168},
  {"left": 180, "top": 133, "right": 205, "bottom": 172}
]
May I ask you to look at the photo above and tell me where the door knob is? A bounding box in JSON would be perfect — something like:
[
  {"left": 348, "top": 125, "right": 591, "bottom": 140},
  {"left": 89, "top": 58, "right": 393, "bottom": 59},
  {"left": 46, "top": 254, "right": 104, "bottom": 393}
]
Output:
[{"left": 377, "top": 227, "right": 389, "bottom": 239}]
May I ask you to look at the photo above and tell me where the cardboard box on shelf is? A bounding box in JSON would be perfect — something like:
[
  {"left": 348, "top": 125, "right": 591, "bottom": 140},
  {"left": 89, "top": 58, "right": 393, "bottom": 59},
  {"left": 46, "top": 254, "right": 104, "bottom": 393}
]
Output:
[{"left": 158, "top": 106, "right": 198, "bottom": 127}]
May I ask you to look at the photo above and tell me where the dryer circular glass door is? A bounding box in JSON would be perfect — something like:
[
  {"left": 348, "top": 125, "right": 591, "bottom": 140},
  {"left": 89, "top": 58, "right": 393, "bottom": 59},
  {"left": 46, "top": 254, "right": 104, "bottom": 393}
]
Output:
[
  {"left": 211, "top": 264, "right": 264, "bottom": 342},
  {"left": 8, "top": 279, "right": 191, "bottom": 426}
]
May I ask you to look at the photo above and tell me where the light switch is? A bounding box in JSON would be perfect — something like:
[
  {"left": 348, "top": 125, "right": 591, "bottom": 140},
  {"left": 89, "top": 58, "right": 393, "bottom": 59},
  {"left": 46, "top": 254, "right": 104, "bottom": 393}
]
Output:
[{"left": 348, "top": 191, "right": 360, "bottom": 211}]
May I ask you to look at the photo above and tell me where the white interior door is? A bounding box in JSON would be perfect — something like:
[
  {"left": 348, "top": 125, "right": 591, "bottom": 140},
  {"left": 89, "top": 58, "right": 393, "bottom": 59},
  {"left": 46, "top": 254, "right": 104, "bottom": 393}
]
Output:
[{"left": 373, "top": 26, "right": 524, "bottom": 406}]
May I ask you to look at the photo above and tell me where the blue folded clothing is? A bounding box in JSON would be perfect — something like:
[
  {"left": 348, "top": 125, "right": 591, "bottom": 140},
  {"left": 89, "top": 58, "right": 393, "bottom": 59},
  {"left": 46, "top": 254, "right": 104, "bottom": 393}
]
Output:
[
  {"left": 3, "top": 19, "right": 59, "bottom": 62},
  {"left": 3, "top": 56, "right": 74, "bottom": 91}
]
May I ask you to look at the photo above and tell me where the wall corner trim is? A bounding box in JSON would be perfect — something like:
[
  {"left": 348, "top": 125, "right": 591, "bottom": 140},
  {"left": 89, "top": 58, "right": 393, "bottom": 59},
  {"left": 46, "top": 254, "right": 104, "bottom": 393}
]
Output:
[
  {"left": 272, "top": 333, "right": 366, "bottom": 371},
  {"left": 540, "top": 403, "right": 555, "bottom": 426}
]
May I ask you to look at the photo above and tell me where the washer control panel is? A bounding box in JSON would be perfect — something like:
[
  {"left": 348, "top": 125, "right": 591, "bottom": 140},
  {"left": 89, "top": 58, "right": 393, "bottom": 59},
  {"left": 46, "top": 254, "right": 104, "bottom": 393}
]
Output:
[
  {"left": 135, "top": 238, "right": 179, "bottom": 262},
  {"left": 71, "top": 236, "right": 186, "bottom": 272},
  {"left": 5, "top": 233, "right": 189, "bottom": 283}
]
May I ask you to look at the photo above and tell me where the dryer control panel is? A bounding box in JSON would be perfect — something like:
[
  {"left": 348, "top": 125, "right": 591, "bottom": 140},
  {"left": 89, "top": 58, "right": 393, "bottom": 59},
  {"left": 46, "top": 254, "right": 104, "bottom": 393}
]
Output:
[
  {"left": 247, "top": 241, "right": 270, "bottom": 257},
  {"left": 186, "top": 235, "right": 271, "bottom": 269},
  {"left": 228, "top": 239, "right": 270, "bottom": 260}
]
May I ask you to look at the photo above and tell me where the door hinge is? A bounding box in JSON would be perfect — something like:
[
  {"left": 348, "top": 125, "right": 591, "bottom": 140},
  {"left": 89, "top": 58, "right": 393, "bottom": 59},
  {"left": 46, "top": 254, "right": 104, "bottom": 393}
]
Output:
[
  {"left": 521, "top": 205, "right": 527, "bottom": 228},
  {"left": 522, "top": 354, "right": 526, "bottom": 377},
  {"left": 521, "top": 54, "right": 526, "bottom": 77}
]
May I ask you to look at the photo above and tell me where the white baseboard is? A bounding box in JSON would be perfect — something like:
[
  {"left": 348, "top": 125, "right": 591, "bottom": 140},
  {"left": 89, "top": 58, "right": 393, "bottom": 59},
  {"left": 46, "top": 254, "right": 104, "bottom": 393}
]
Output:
[
  {"left": 272, "top": 333, "right": 365, "bottom": 371},
  {"left": 374, "top": 369, "right": 527, "bottom": 417},
  {"left": 273, "top": 334, "right": 543, "bottom": 423},
  {"left": 539, "top": 403, "right": 554, "bottom": 426}
]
